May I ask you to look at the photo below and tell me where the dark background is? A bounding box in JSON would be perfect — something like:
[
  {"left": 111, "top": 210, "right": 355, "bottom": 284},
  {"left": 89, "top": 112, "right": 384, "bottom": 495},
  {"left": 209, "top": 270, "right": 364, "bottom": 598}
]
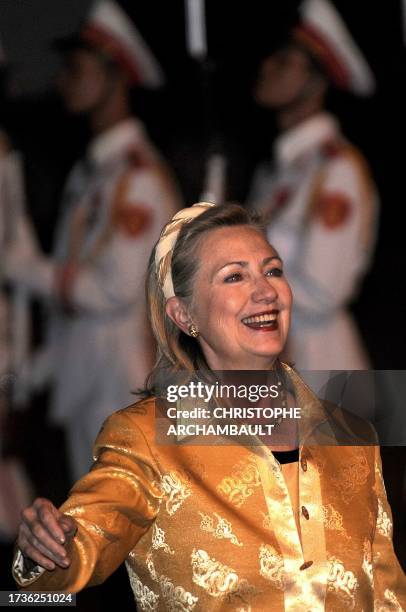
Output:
[
  {"left": 2, "top": 0, "right": 406, "bottom": 367},
  {"left": 1, "top": 1, "right": 405, "bottom": 608}
]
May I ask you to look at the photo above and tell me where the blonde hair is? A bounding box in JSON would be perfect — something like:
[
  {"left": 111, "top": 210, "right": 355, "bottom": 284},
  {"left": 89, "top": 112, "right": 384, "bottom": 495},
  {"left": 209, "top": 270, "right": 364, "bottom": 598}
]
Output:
[{"left": 143, "top": 204, "right": 264, "bottom": 394}]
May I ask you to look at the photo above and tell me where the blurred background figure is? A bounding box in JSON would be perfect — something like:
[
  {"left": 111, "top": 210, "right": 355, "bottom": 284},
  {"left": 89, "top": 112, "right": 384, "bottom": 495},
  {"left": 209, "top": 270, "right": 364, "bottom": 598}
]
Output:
[
  {"left": 248, "top": 0, "right": 379, "bottom": 371},
  {"left": 3, "top": 0, "right": 181, "bottom": 484},
  {"left": 0, "top": 37, "right": 33, "bottom": 588}
]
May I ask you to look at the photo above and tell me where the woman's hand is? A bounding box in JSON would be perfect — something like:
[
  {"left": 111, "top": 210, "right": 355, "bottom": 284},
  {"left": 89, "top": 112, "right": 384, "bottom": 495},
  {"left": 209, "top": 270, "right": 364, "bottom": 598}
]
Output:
[{"left": 18, "top": 498, "right": 77, "bottom": 571}]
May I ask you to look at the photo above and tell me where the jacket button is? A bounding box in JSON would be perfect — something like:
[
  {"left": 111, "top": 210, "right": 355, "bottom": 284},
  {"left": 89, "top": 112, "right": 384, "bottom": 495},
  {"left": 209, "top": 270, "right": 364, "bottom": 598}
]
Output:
[
  {"left": 300, "top": 457, "right": 308, "bottom": 472},
  {"left": 299, "top": 560, "right": 313, "bottom": 571},
  {"left": 301, "top": 505, "right": 310, "bottom": 520}
]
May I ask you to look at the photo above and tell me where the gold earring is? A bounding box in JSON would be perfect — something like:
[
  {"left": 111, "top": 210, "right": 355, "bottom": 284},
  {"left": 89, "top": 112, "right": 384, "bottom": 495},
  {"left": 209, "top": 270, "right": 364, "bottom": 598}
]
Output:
[{"left": 189, "top": 323, "right": 199, "bottom": 338}]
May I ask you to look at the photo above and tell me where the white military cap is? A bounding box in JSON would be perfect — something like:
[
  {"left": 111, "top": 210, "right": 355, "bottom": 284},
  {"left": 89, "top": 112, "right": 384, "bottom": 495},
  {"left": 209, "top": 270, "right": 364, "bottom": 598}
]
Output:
[
  {"left": 292, "top": 0, "right": 375, "bottom": 96},
  {"left": 55, "top": 0, "right": 164, "bottom": 88}
]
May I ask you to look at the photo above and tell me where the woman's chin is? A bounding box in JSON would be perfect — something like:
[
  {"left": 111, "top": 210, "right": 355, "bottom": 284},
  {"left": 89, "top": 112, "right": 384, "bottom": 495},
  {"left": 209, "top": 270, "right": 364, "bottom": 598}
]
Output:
[
  {"left": 247, "top": 337, "right": 285, "bottom": 357},
  {"left": 238, "top": 349, "right": 282, "bottom": 370}
]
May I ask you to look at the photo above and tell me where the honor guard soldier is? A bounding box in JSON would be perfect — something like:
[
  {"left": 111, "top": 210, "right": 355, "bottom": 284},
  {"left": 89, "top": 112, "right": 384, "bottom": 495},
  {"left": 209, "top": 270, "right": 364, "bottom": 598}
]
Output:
[
  {"left": 248, "top": 0, "right": 379, "bottom": 370},
  {"left": 3, "top": 0, "right": 182, "bottom": 481}
]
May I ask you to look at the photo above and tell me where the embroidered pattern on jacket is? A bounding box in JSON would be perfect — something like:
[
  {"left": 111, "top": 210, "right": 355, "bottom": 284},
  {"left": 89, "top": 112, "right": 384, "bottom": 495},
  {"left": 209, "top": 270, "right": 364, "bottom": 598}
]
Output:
[
  {"left": 146, "top": 553, "right": 159, "bottom": 582},
  {"left": 190, "top": 548, "right": 257, "bottom": 600},
  {"left": 317, "top": 504, "right": 351, "bottom": 544},
  {"left": 327, "top": 556, "right": 358, "bottom": 609},
  {"left": 374, "top": 589, "right": 403, "bottom": 612},
  {"left": 362, "top": 540, "right": 373, "bottom": 585},
  {"left": 159, "top": 575, "right": 199, "bottom": 612},
  {"left": 217, "top": 455, "right": 261, "bottom": 508},
  {"left": 74, "top": 518, "right": 119, "bottom": 543},
  {"left": 374, "top": 460, "right": 387, "bottom": 495},
  {"left": 331, "top": 452, "right": 369, "bottom": 504},
  {"left": 376, "top": 498, "right": 392, "bottom": 538},
  {"left": 146, "top": 553, "right": 199, "bottom": 611},
  {"left": 261, "top": 512, "right": 272, "bottom": 531},
  {"left": 126, "top": 564, "right": 160, "bottom": 611},
  {"left": 321, "top": 504, "right": 345, "bottom": 532},
  {"left": 198, "top": 512, "right": 243, "bottom": 546},
  {"left": 151, "top": 522, "right": 175, "bottom": 554},
  {"left": 160, "top": 471, "right": 191, "bottom": 515},
  {"left": 259, "top": 544, "right": 285, "bottom": 590}
]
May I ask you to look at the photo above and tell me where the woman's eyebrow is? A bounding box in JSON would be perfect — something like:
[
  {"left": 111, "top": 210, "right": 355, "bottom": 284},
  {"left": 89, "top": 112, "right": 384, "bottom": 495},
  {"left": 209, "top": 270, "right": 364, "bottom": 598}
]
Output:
[
  {"left": 263, "top": 255, "right": 282, "bottom": 265},
  {"left": 210, "top": 261, "right": 246, "bottom": 281},
  {"left": 218, "top": 260, "right": 248, "bottom": 270}
]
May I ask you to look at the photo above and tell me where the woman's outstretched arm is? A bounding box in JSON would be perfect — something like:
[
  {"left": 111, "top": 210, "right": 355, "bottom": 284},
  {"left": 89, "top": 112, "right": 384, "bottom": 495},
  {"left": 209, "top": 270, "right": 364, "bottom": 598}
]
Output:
[{"left": 13, "top": 404, "right": 163, "bottom": 592}]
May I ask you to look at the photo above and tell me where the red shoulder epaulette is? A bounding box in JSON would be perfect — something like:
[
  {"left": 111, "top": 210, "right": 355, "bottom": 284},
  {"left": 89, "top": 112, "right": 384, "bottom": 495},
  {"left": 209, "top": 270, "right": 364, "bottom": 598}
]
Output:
[
  {"left": 321, "top": 139, "right": 346, "bottom": 160},
  {"left": 126, "top": 147, "right": 151, "bottom": 169}
]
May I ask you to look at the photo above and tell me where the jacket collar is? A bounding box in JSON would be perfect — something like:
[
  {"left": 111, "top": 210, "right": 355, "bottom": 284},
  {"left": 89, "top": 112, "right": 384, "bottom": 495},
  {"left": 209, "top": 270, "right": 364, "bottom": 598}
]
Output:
[
  {"left": 166, "top": 363, "right": 332, "bottom": 447},
  {"left": 281, "top": 363, "right": 331, "bottom": 444}
]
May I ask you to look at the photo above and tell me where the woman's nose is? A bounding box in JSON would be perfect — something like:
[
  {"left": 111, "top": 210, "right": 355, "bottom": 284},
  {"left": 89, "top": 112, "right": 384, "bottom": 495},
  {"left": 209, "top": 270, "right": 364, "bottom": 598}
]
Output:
[{"left": 251, "top": 276, "right": 277, "bottom": 303}]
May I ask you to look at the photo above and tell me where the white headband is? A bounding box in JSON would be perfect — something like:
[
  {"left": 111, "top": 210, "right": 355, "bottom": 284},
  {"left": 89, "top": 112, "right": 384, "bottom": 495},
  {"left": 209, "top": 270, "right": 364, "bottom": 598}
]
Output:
[{"left": 155, "top": 202, "right": 216, "bottom": 299}]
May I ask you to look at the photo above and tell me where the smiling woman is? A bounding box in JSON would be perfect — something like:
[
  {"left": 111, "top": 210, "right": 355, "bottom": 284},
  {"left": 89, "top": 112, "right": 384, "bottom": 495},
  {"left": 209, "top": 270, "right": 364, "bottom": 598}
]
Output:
[
  {"left": 146, "top": 203, "right": 291, "bottom": 383},
  {"left": 12, "top": 203, "right": 406, "bottom": 610}
]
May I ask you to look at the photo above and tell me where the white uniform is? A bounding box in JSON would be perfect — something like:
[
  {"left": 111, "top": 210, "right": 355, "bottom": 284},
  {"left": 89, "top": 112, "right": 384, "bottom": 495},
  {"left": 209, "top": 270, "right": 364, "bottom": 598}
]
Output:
[
  {"left": 248, "top": 112, "right": 378, "bottom": 370},
  {"left": 4, "top": 118, "right": 180, "bottom": 480}
]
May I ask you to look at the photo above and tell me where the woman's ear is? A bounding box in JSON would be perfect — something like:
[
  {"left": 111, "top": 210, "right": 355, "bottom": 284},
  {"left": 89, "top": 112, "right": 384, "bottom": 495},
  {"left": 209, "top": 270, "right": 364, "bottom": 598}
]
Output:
[{"left": 165, "top": 297, "right": 193, "bottom": 335}]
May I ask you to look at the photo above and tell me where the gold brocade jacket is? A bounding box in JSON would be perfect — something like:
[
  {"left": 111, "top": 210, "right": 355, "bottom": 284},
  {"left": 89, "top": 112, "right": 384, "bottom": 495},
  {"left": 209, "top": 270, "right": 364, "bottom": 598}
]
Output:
[{"left": 13, "top": 365, "right": 406, "bottom": 611}]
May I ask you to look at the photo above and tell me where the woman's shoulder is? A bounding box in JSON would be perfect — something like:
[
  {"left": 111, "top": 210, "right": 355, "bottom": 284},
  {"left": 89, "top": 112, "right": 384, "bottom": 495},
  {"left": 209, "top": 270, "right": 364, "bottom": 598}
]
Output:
[
  {"left": 119, "top": 395, "right": 158, "bottom": 417},
  {"left": 95, "top": 396, "right": 159, "bottom": 443},
  {"left": 90, "top": 396, "right": 162, "bottom": 469}
]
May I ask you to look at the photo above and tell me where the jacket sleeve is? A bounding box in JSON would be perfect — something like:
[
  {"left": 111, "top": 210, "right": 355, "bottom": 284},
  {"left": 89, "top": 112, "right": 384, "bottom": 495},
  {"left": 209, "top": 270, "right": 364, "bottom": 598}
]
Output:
[
  {"left": 372, "top": 446, "right": 406, "bottom": 609},
  {"left": 280, "top": 152, "right": 378, "bottom": 322},
  {"left": 4, "top": 165, "right": 181, "bottom": 314},
  {"left": 12, "top": 407, "right": 163, "bottom": 592}
]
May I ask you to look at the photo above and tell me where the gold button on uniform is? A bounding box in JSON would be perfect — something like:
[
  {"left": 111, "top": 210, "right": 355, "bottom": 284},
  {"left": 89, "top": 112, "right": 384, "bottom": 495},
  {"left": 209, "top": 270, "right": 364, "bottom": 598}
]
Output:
[
  {"left": 301, "top": 505, "right": 310, "bottom": 520},
  {"left": 300, "top": 456, "right": 308, "bottom": 471}
]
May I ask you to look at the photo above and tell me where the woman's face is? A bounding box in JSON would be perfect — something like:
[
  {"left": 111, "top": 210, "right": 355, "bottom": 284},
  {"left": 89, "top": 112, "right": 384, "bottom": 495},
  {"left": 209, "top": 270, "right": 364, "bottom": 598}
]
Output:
[
  {"left": 189, "top": 225, "right": 292, "bottom": 370},
  {"left": 57, "top": 48, "right": 113, "bottom": 115},
  {"left": 254, "top": 45, "right": 312, "bottom": 109}
]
